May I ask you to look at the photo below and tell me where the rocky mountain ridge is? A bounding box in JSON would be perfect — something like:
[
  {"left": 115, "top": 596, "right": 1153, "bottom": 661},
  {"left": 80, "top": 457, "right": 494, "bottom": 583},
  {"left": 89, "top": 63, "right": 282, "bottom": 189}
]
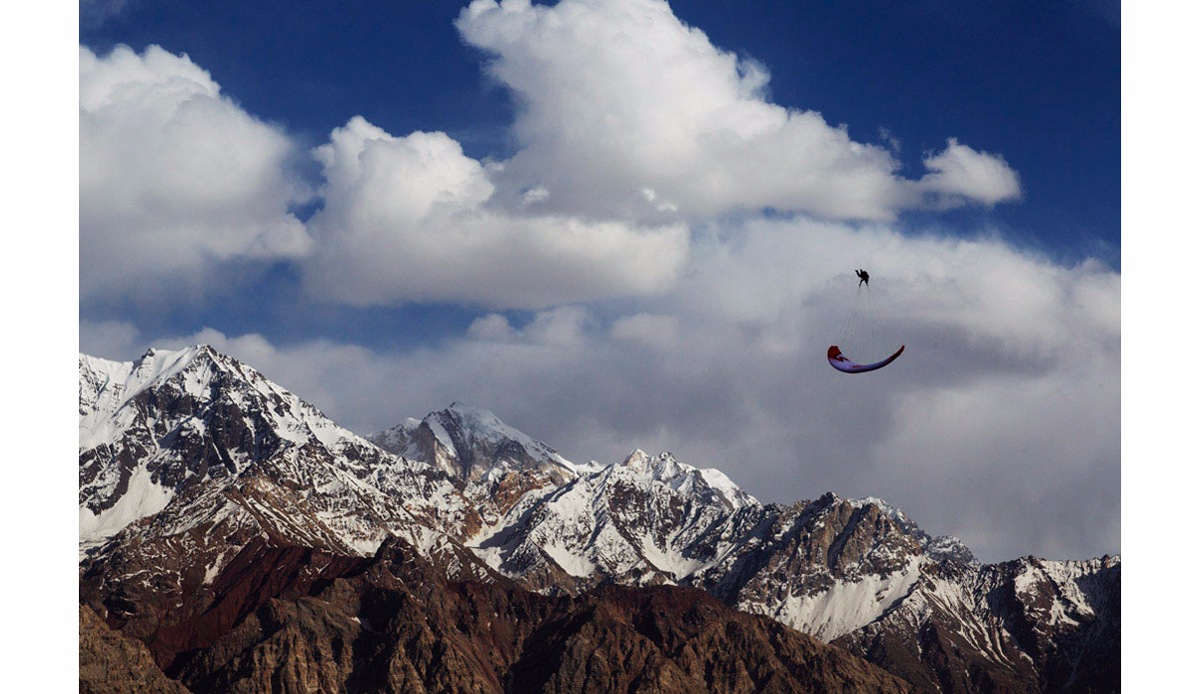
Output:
[
  {"left": 83, "top": 536, "right": 918, "bottom": 694},
  {"left": 79, "top": 345, "right": 1119, "bottom": 693}
]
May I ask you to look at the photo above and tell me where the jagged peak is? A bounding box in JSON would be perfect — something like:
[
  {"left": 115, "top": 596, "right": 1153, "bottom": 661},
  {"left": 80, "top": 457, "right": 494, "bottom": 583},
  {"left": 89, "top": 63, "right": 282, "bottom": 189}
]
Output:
[
  {"left": 113, "top": 344, "right": 248, "bottom": 391},
  {"left": 925, "top": 534, "right": 977, "bottom": 564},
  {"left": 617, "top": 451, "right": 688, "bottom": 480},
  {"left": 369, "top": 402, "right": 589, "bottom": 482},
  {"left": 434, "top": 402, "right": 513, "bottom": 439},
  {"left": 81, "top": 344, "right": 234, "bottom": 413},
  {"left": 80, "top": 343, "right": 363, "bottom": 456},
  {"left": 847, "top": 495, "right": 909, "bottom": 522},
  {"left": 813, "top": 492, "right": 912, "bottom": 526},
  {"left": 858, "top": 496, "right": 975, "bottom": 563},
  {"left": 620, "top": 449, "right": 681, "bottom": 466},
  {"left": 621, "top": 449, "right": 653, "bottom": 467},
  {"left": 609, "top": 450, "right": 754, "bottom": 510},
  {"left": 138, "top": 343, "right": 220, "bottom": 365},
  {"left": 807, "top": 492, "right": 977, "bottom": 563}
]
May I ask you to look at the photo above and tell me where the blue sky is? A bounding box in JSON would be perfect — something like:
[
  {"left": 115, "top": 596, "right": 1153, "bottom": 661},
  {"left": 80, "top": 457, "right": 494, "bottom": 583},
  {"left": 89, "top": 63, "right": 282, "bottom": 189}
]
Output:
[
  {"left": 75, "top": 0, "right": 1124, "bottom": 563},
  {"left": 82, "top": 0, "right": 1120, "bottom": 256},
  {"left": 79, "top": 0, "right": 1120, "bottom": 352}
]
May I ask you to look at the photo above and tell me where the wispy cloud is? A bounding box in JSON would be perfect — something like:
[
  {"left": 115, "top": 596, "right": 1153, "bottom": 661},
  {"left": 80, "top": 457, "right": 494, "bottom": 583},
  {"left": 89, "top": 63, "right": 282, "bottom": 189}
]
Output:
[
  {"left": 80, "top": 0, "right": 134, "bottom": 30},
  {"left": 301, "top": 116, "right": 689, "bottom": 308}
]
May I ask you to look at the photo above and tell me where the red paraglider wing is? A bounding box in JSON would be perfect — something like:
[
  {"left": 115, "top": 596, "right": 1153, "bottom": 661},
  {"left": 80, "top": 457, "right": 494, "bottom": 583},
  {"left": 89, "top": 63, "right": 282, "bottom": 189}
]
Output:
[{"left": 827, "top": 344, "right": 904, "bottom": 374}]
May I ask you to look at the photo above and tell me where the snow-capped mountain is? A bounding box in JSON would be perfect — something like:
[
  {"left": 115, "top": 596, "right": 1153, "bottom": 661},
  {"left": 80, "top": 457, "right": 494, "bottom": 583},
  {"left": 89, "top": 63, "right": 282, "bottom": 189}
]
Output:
[
  {"left": 469, "top": 449, "right": 756, "bottom": 592},
  {"left": 368, "top": 402, "right": 596, "bottom": 524},
  {"left": 79, "top": 347, "right": 487, "bottom": 594},
  {"left": 835, "top": 554, "right": 1120, "bottom": 693},
  {"left": 369, "top": 402, "right": 586, "bottom": 482},
  {"left": 462, "top": 450, "right": 970, "bottom": 643},
  {"left": 79, "top": 345, "right": 1118, "bottom": 694},
  {"left": 376, "top": 414, "right": 1114, "bottom": 691},
  {"left": 468, "top": 471, "right": 1003, "bottom": 662}
]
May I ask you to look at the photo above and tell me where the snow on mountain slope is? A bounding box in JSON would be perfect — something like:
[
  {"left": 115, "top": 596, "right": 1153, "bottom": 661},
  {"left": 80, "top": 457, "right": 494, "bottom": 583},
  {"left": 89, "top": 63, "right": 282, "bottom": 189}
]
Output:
[
  {"left": 368, "top": 417, "right": 422, "bottom": 455},
  {"left": 468, "top": 463, "right": 982, "bottom": 647},
  {"left": 766, "top": 555, "right": 926, "bottom": 642},
  {"left": 834, "top": 554, "right": 1121, "bottom": 693},
  {"left": 471, "top": 449, "right": 774, "bottom": 594},
  {"left": 370, "top": 402, "right": 592, "bottom": 481},
  {"left": 79, "top": 346, "right": 479, "bottom": 562},
  {"left": 471, "top": 450, "right": 742, "bottom": 590},
  {"left": 369, "top": 402, "right": 601, "bottom": 524}
]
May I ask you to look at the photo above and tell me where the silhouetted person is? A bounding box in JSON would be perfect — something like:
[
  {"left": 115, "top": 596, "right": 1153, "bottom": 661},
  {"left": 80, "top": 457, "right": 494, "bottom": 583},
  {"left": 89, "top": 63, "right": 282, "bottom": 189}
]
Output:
[{"left": 856, "top": 269, "right": 870, "bottom": 287}]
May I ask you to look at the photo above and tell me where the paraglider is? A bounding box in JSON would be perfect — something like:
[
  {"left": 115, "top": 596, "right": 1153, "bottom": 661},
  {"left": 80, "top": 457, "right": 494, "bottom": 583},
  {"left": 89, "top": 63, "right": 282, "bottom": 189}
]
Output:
[
  {"left": 828, "top": 268, "right": 903, "bottom": 374},
  {"left": 827, "top": 344, "right": 904, "bottom": 373}
]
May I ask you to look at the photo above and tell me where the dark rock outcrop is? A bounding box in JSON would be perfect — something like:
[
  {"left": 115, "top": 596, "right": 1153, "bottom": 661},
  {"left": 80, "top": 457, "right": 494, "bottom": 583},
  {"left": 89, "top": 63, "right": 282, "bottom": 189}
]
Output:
[
  {"left": 80, "top": 604, "right": 193, "bottom": 694},
  {"left": 84, "top": 538, "right": 918, "bottom": 694}
]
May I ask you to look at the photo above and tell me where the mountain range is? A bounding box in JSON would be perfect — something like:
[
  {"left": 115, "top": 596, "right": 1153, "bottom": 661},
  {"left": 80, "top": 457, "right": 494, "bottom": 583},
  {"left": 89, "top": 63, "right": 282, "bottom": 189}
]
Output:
[{"left": 79, "top": 345, "right": 1119, "bottom": 693}]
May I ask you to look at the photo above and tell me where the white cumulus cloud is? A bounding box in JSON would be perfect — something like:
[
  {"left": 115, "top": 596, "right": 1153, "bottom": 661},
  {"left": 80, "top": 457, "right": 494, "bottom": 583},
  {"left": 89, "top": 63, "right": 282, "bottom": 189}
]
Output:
[
  {"left": 302, "top": 116, "right": 689, "bottom": 309},
  {"left": 456, "top": 0, "right": 1020, "bottom": 221},
  {"left": 914, "top": 138, "right": 1022, "bottom": 208},
  {"left": 79, "top": 45, "right": 312, "bottom": 304}
]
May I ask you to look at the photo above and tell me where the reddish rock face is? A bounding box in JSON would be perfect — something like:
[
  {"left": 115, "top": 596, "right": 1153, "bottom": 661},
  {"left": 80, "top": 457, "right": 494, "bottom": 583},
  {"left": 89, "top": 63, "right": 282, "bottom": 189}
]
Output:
[
  {"left": 83, "top": 537, "right": 918, "bottom": 694},
  {"left": 147, "top": 541, "right": 373, "bottom": 670},
  {"left": 79, "top": 604, "right": 191, "bottom": 694}
]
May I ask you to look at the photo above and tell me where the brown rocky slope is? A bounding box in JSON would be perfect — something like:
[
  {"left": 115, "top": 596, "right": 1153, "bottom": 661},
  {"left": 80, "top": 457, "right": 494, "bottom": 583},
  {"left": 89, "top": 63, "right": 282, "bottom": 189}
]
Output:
[
  {"left": 80, "top": 604, "right": 191, "bottom": 694},
  {"left": 82, "top": 537, "right": 918, "bottom": 694}
]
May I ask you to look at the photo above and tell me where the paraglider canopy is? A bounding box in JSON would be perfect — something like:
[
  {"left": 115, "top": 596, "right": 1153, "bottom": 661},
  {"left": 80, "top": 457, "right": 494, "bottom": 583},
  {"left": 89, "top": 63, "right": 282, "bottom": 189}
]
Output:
[{"left": 827, "top": 344, "right": 904, "bottom": 374}]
